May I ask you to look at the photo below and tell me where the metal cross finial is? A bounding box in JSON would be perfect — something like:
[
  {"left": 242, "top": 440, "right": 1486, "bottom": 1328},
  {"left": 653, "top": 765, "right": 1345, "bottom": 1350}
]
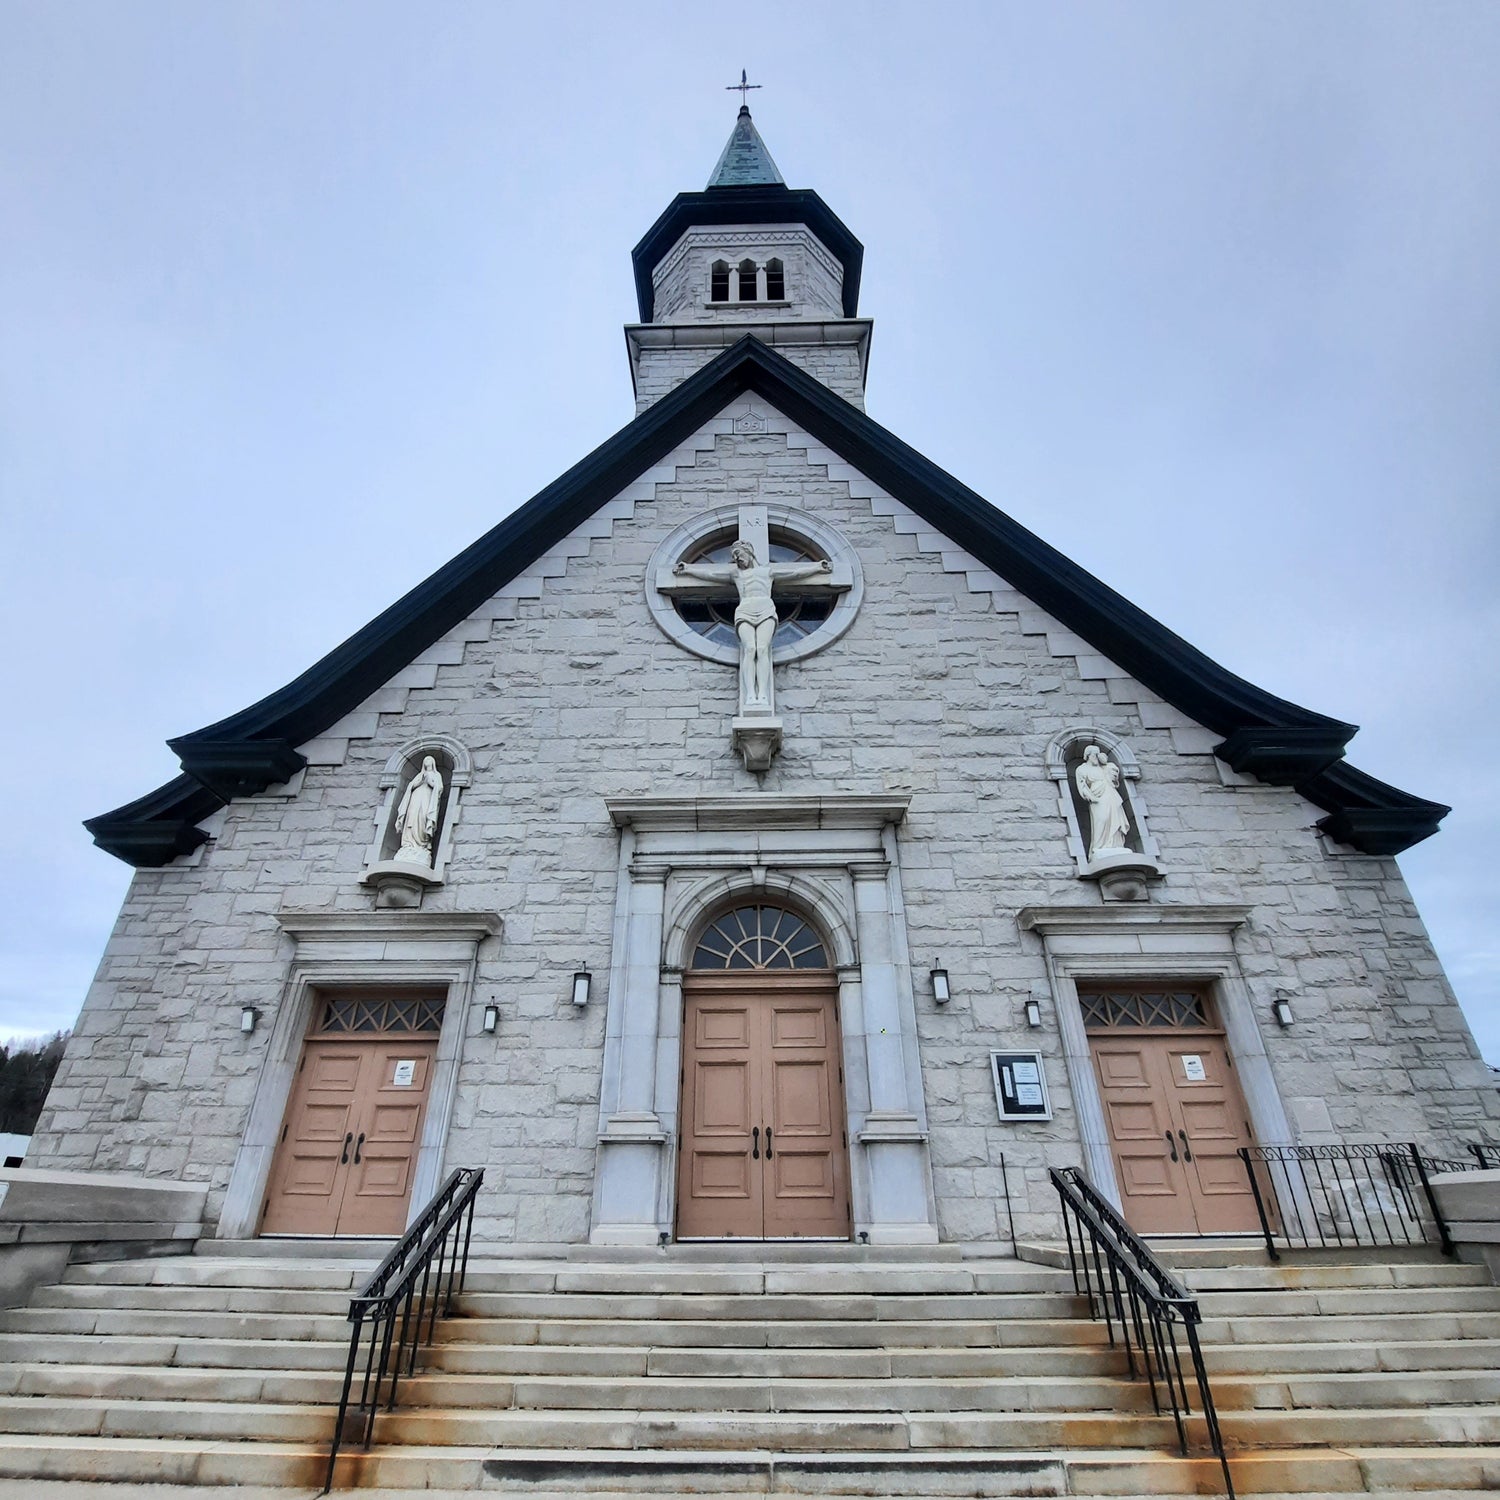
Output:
[{"left": 726, "top": 70, "right": 761, "bottom": 108}]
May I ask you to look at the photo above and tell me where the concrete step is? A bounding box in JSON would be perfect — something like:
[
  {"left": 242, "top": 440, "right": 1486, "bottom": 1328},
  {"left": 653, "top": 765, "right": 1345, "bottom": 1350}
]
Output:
[
  {"left": 63, "top": 1259, "right": 375, "bottom": 1290},
  {"left": 440, "top": 1316, "right": 1111, "bottom": 1349},
  {"left": 453, "top": 1291, "right": 1087, "bottom": 1321},
  {"left": 0, "top": 1362, "right": 346, "bottom": 1404},
  {"left": 1203, "top": 1336, "right": 1500, "bottom": 1376},
  {"left": 1177, "top": 1260, "right": 1493, "bottom": 1292},
  {"left": 460, "top": 1265, "right": 1074, "bottom": 1296},
  {"left": 0, "top": 1395, "right": 331, "bottom": 1443},
  {"left": 0, "top": 1305, "right": 352, "bottom": 1341},
  {"left": 28, "top": 1281, "right": 355, "bottom": 1315},
  {"left": 0, "top": 1436, "right": 1495, "bottom": 1494},
  {"left": 0, "top": 1332, "right": 350, "bottom": 1371},
  {"left": 1196, "top": 1309, "right": 1500, "bottom": 1344},
  {"left": 422, "top": 1342, "right": 1128, "bottom": 1379},
  {"left": 1212, "top": 1368, "right": 1500, "bottom": 1411},
  {"left": 390, "top": 1371, "right": 1159, "bottom": 1414},
  {"left": 369, "top": 1407, "right": 1185, "bottom": 1452},
  {"left": 1193, "top": 1284, "right": 1500, "bottom": 1317}
]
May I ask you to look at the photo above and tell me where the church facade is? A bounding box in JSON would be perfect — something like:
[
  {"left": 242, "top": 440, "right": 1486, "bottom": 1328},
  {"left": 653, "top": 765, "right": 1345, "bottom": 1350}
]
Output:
[{"left": 36, "top": 109, "right": 1499, "bottom": 1253}]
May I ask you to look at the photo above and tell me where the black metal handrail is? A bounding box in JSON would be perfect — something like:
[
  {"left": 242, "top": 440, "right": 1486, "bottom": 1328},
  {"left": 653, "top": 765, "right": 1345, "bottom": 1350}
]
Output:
[
  {"left": 1238, "top": 1143, "right": 1452, "bottom": 1260},
  {"left": 1470, "top": 1142, "right": 1500, "bottom": 1170},
  {"left": 324, "top": 1166, "right": 483, "bottom": 1492},
  {"left": 1050, "top": 1166, "right": 1233, "bottom": 1498}
]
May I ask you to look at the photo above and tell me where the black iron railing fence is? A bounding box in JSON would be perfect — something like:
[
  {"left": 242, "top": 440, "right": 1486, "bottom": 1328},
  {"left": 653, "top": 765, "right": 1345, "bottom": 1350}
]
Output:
[
  {"left": 1237, "top": 1144, "right": 1454, "bottom": 1261},
  {"left": 1050, "top": 1166, "right": 1233, "bottom": 1498},
  {"left": 324, "top": 1166, "right": 483, "bottom": 1492},
  {"left": 1469, "top": 1142, "right": 1500, "bottom": 1171}
]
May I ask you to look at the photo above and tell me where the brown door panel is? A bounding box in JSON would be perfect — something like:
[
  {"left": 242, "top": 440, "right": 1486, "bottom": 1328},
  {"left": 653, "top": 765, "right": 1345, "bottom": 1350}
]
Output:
[{"left": 679, "top": 981, "right": 850, "bottom": 1241}]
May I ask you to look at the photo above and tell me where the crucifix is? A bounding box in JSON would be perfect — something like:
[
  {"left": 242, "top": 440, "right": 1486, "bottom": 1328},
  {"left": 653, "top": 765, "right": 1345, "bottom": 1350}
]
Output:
[
  {"left": 726, "top": 70, "right": 761, "bottom": 108},
  {"left": 658, "top": 501, "right": 848, "bottom": 770}
]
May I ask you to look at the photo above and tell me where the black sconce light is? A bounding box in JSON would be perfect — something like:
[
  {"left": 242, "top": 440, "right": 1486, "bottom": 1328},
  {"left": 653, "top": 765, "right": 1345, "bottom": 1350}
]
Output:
[
  {"left": 1272, "top": 996, "right": 1294, "bottom": 1028},
  {"left": 239, "top": 1007, "right": 261, "bottom": 1034},
  {"left": 482, "top": 1003, "right": 500, "bottom": 1034},
  {"left": 572, "top": 971, "right": 592, "bottom": 1008},
  {"left": 931, "top": 969, "right": 951, "bottom": 1005},
  {"left": 1024, "top": 998, "right": 1042, "bottom": 1029}
]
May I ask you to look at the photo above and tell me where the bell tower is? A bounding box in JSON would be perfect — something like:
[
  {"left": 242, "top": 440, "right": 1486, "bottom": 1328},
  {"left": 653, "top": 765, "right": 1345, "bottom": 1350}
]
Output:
[{"left": 626, "top": 106, "right": 871, "bottom": 411}]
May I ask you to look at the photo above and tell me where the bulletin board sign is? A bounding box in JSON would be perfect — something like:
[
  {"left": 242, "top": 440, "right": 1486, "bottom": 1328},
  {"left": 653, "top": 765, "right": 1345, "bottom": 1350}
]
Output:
[{"left": 991, "top": 1050, "right": 1052, "bottom": 1121}]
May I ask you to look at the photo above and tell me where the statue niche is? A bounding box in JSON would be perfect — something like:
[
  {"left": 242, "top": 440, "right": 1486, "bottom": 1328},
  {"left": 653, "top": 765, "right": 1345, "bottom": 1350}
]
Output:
[
  {"left": 360, "top": 739, "right": 471, "bottom": 908},
  {"left": 1047, "top": 730, "right": 1163, "bottom": 901}
]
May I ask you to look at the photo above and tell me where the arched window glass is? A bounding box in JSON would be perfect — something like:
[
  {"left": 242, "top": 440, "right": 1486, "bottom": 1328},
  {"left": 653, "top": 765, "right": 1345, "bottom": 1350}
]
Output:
[
  {"left": 710, "top": 260, "right": 730, "bottom": 303},
  {"left": 671, "top": 531, "right": 833, "bottom": 649},
  {"left": 764, "top": 258, "right": 785, "bottom": 300},
  {"left": 737, "top": 258, "right": 759, "bottom": 302},
  {"left": 692, "top": 904, "right": 830, "bottom": 970}
]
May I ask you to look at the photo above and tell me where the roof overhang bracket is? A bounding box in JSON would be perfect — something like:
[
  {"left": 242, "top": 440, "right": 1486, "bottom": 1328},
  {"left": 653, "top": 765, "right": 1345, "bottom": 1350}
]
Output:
[
  {"left": 1214, "top": 725, "right": 1353, "bottom": 782},
  {"left": 168, "top": 737, "right": 308, "bottom": 802}
]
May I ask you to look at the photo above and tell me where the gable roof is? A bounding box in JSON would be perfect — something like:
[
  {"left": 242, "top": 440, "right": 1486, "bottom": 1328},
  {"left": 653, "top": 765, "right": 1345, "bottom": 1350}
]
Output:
[{"left": 85, "top": 335, "right": 1447, "bottom": 866}]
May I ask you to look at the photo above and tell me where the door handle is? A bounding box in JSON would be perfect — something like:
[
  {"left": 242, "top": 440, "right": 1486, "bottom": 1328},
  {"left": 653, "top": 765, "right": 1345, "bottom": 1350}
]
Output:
[
  {"left": 1178, "top": 1130, "right": 1193, "bottom": 1163},
  {"left": 1165, "top": 1130, "right": 1179, "bottom": 1162},
  {"left": 340, "top": 1132, "right": 353, "bottom": 1165},
  {"left": 765, "top": 1127, "right": 773, "bottom": 1159},
  {"left": 353, "top": 1133, "right": 365, "bottom": 1165},
  {"left": 751, "top": 1126, "right": 760, "bottom": 1160}
]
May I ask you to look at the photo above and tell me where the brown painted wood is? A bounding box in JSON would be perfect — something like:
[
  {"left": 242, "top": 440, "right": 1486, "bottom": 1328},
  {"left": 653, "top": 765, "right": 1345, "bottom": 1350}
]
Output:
[
  {"left": 1087, "top": 992, "right": 1260, "bottom": 1236},
  {"left": 677, "top": 975, "right": 849, "bottom": 1240},
  {"left": 262, "top": 1037, "right": 437, "bottom": 1237}
]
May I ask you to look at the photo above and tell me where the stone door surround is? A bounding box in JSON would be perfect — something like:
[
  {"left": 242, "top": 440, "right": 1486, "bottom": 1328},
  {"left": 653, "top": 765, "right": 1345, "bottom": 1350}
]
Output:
[
  {"left": 591, "top": 795, "right": 939, "bottom": 1246},
  {"left": 1019, "top": 904, "right": 1294, "bottom": 1216},
  {"left": 217, "top": 910, "right": 500, "bottom": 1242}
]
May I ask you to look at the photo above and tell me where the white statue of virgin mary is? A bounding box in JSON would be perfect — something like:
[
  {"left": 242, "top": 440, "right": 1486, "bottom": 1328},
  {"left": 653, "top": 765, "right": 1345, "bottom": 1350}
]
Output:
[
  {"left": 1075, "top": 744, "right": 1131, "bottom": 860},
  {"left": 394, "top": 756, "right": 444, "bottom": 866}
]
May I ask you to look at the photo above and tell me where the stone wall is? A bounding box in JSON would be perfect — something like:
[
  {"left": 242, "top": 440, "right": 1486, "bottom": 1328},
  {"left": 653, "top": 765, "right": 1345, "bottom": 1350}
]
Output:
[{"left": 33, "top": 399, "right": 1500, "bottom": 1248}]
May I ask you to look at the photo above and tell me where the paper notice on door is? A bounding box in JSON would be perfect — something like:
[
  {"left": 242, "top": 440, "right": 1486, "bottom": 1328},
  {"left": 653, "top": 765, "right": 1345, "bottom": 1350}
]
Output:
[
  {"left": 1010, "top": 1060, "right": 1041, "bottom": 1085},
  {"left": 1180, "top": 1055, "right": 1206, "bottom": 1082},
  {"left": 1014, "top": 1083, "right": 1044, "bottom": 1106},
  {"left": 392, "top": 1060, "right": 416, "bottom": 1087}
]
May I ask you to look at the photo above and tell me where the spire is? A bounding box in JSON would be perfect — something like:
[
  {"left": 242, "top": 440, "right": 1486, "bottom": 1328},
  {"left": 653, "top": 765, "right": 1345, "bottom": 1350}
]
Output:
[{"left": 707, "top": 105, "right": 785, "bottom": 188}]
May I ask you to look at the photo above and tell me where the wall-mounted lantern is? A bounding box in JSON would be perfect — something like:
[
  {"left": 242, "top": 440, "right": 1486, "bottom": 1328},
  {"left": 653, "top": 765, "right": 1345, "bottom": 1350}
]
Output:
[
  {"left": 1272, "top": 996, "right": 1294, "bottom": 1028},
  {"left": 1024, "top": 998, "right": 1043, "bottom": 1029},
  {"left": 930, "top": 969, "right": 951, "bottom": 1005},
  {"left": 239, "top": 1007, "right": 261, "bottom": 1035},
  {"left": 572, "top": 971, "right": 592, "bottom": 1008},
  {"left": 482, "top": 1003, "right": 500, "bottom": 1034}
]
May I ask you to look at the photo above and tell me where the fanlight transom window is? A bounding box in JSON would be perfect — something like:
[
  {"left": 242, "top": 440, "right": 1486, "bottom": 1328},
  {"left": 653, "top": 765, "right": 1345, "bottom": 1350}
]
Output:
[
  {"left": 317, "top": 993, "right": 447, "bottom": 1034},
  {"left": 1078, "top": 987, "right": 1210, "bottom": 1030},
  {"left": 692, "top": 904, "right": 830, "bottom": 970}
]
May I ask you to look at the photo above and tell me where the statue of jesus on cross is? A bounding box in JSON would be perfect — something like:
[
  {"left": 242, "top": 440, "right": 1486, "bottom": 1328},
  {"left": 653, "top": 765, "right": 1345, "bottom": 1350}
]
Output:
[{"left": 673, "top": 540, "right": 832, "bottom": 715}]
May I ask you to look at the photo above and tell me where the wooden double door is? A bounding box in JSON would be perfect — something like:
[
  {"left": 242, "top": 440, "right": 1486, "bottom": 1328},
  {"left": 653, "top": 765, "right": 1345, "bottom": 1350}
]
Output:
[
  {"left": 677, "top": 975, "right": 851, "bottom": 1240},
  {"left": 261, "top": 1032, "right": 437, "bottom": 1237},
  {"left": 1084, "top": 984, "right": 1260, "bottom": 1236}
]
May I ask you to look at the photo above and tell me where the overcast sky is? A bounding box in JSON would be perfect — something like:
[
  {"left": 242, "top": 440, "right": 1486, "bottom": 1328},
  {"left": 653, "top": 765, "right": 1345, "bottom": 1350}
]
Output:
[{"left": 3, "top": 3, "right": 1498, "bottom": 1063}]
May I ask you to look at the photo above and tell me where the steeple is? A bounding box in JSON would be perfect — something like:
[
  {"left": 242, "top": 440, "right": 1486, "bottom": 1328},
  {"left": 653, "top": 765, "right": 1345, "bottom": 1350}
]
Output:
[
  {"left": 707, "top": 106, "right": 785, "bottom": 188},
  {"left": 628, "top": 106, "right": 868, "bottom": 413}
]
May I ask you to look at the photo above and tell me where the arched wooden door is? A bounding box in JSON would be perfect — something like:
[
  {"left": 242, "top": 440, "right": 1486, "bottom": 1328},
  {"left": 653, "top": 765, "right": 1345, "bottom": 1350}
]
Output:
[{"left": 676, "top": 904, "right": 852, "bottom": 1241}]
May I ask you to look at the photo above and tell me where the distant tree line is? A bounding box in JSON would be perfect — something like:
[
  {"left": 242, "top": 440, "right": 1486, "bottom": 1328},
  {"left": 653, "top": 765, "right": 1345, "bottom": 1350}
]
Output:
[{"left": 0, "top": 1032, "right": 69, "bottom": 1135}]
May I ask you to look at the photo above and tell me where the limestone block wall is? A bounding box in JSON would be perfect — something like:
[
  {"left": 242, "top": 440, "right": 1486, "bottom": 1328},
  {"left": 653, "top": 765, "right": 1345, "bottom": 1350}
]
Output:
[
  {"left": 633, "top": 340, "right": 866, "bottom": 413},
  {"left": 34, "top": 402, "right": 1500, "bottom": 1248}
]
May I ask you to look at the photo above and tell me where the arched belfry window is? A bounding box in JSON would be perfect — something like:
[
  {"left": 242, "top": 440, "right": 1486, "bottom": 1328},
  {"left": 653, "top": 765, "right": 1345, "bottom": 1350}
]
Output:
[
  {"left": 764, "top": 258, "right": 785, "bottom": 300},
  {"left": 710, "top": 260, "right": 730, "bottom": 303},
  {"left": 737, "top": 258, "right": 759, "bottom": 302},
  {"left": 691, "top": 903, "right": 829, "bottom": 971}
]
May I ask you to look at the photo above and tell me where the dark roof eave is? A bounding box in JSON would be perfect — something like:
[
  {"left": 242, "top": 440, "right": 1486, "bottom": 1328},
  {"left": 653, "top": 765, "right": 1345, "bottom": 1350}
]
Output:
[
  {"left": 88, "top": 335, "right": 1444, "bottom": 862},
  {"left": 630, "top": 187, "right": 864, "bottom": 320}
]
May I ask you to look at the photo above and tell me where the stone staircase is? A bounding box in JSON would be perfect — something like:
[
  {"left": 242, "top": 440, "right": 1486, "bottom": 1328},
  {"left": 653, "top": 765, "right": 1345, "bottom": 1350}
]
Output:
[{"left": 0, "top": 1242, "right": 1496, "bottom": 1495}]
